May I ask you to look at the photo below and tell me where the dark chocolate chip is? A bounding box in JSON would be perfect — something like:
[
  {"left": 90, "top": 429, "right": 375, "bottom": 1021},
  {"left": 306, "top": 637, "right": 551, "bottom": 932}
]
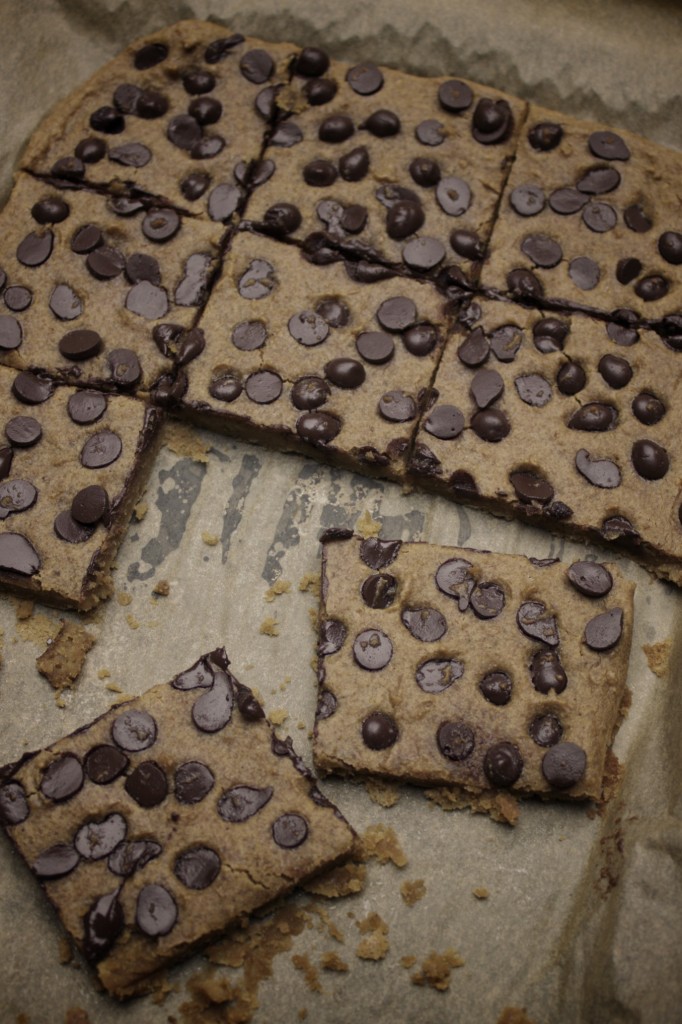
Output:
[
  {"left": 54, "top": 510, "right": 95, "bottom": 544},
  {"left": 90, "top": 106, "right": 124, "bottom": 133},
  {"left": 76, "top": 137, "right": 107, "bottom": 163},
  {"left": 108, "top": 196, "right": 145, "bottom": 217},
  {"left": 346, "top": 62, "right": 383, "bottom": 95},
  {"left": 658, "top": 231, "right": 682, "bottom": 265},
  {"left": 48, "top": 284, "right": 81, "bottom": 321},
  {"left": 548, "top": 187, "right": 588, "bottom": 215},
  {"left": 360, "top": 538, "right": 402, "bottom": 571},
  {"left": 174, "top": 846, "right": 221, "bottom": 890},
  {"left": 530, "top": 714, "right": 563, "bottom": 747},
  {"left": 181, "top": 171, "right": 211, "bottom": 201},
  {"left": 582, "top": 201, "right": 617, "bottom": 233},
  {"left": 71, "top": 224, "right": 103, "bottom": 254},
  {"left": 296, "top": 411, "right": 341, "bottom": 445},
  {"left": 303, "top": 159, "right": 338, "bottom": 187},
  {"left": 470, "top": 368, "right": 504, "bottom": 409},
  {"left": 575, "top": 449, "right": 621, "bottom": 488},
  {"left": 364, "top": 109, "right": 400, "bottom": 136},
  {"left": 136, "top": 884, "right": 177, "bottom": 937},
  {"left": 240, "top": 47, "right": 274, "bottom": 83},
  {"left": 272, "top": 812, "right": 309, "bottom": 848},
  {"left": 436, "top": 176, "right": 471, "bottom": 216},
  {"left": 82, "top": 890, "right": 125, "bottom": 962},
  {"left": 218, "top": 785, "right": 274, "bottom": 825},
  {"left": 438, "top": 79, "right": 473, "bottom": 112},
  {"left": 75, "top": 813, "right": 127, "bottom": 859},
  {"left": 507, "top": 268, "right": 544, "bottom": 298},
  {"left": 588, "top": 131, "right": 630, "bottom": 161},
  {"left": 303, "top": 77, "right": 337, "bottom": 105},
  {"left": 424, "top": 404, "right": 464, "bottom": 440},
  {"left": 167, "top": 113, "right": 202, "bottom": 150},
  {"left": 112, "top": 709, "right": 157, "bottom": 752},
  {"left": 245, "top": 370, "right": 282, "bottom": 404},
  {"left": 108, "top": 840, "right": 161, "bottom": 877},
  {"left": 40, "top": 753, "right": 83, "bottom": 801},
  {"left": 533, "top": 317, "right": 569, "bottom": 354},
  {"left": 124, "top": 761, "right": 168, "bottom": 807},
  {"left": 233, "top": 320, "right": 267, "bottom": 351},
  {"left": 324, "top": 357, "right": 365, "bottom": 389},
  {"left": 291, "top": 376, "right": 330, "bottom": 410},
  {"left": 192, "top": 671, "right": 234, "bottom": 732},
  {"left": 416, "top": 658, "right": 464, "bottom": 694},
  {"left": 84, "top": 744, "right": 128, "bottom": 785},
  {"left": 577, "top": 166, "right": 621, "bottom": 194},
  {"left": 598, "top": 354, "right": 632, "bottom": 389},
  {"left": 182, "top": 69, "right": 216, "bottom": 95},
  {"left": 0, "top": 534, "right": 39, "bottom": 578},
  {"left": 71, "top": 484, "right": 109, "bottom": 526},
  {"left": 50, "top": 156, "right": 85, "bottom": 181},
  {"left": 174, "top": 761, "right": 215, "bottom": 804},
  {"left": 289, "top": 310, "right": 329, "bottom": 347},
  {"left": 59, "top": 328, "right": 103, "bottom": 361},
  {"left": 32, "top": 842, "right": 80, "bottom": 879},
  {"left": 293, "top": 46, "right": 330, "bottom": 77},
  {"left": 238, "top": 259, "right": 276, "bottom": 299},
  {"left": 542, "top": 742, "right": 587, "bottom": 789},
  {"left": 125, "top": 253, "right": 162, "bottom": 286},
  {"left": 262, "top": 202, "right": 301, "bottom": 237},
  {"left": 409, "top": 157, "right": 441, "bottom": 188},
  {"left": 517, "top": 601, "right": 559, "bottom": 646},
  {"left": 4, "top": 285, "right": 32, "bottom": 312},
  {"left": 510, "top": 470, "right": 554, "bottom": 504},
  {"left": 209, "top": 371, "right": 242, "bottom": 403},
  {"left": 568, "top": 256, "right": 600, "bottom": 290},
  {"left": 510, "top": 184, "right": 545, "bottom": 217},
  {"left": 631, "top": 439, "right": 669, "bottom": 480},
  {"left": 635, "top": 274, "right": 669, "bottom": 302},
  {"left": 12, "top": 371, "right": 53, "bottom": 406},
  {"left": 632, "top": 392, "right": 665, "bottom": 425},
  {"left": 386, "top": 200, "right": 424, "bottom": 239},
  {"left": 457, "top": 326, "right": 489, "bottom": 367},
  {"left": 568, "top": 403, "right": 618, "bottom": 432},
  {"left": 402, "top": 237, "right": 445, "bottom": 270},
  {"left": 471, "top": 408, "right": 510, "bottom": 442},
  {"left": 5, "top": 416, "right": 42, "bottom": 447},
  {"left": 80, "top": 430, "right": 122, "bottom": 469},
  {"left": 622, "top": 204, "right": 652, "bottom": 235},
  {"left": 437, "top": 721, "right": 475, "bottom": 762},
  {"left": 86, "top": 245, "right": 125, "bottom": 280},
  {"left": 378, "top": 390, "right": 417, "bottom": 422},
  {"left": 355, "top": 331, "right": 394, "bottom": 364},
  {"left": 0, "top": 480, "right": 37, "bottom": 520},
  {"left": 204, "top": 34, "right": 245, "bottom": 63},
  {"left": 67, "top": 390, "right": 107, "bottom": 425},
  {"left": 521, "top": 233, "right": 562, "bottom": 268},
  {"left": 316, "top": 691, "right": 337, "bottom": 720},
  {"left": 514, "top": 373, "right": 552, "bottom": 407},
  {"left": 0, "top": 315, "right": 22, "bottom": 351},
  {"left": 556, "top": 362, "right": 586, "bottom": 395},
  {"left": 376, "top": 297, "right": 417, "bottom": 332},
  {"left": 142, "top": 208, "right": 180, "bottom": 243},
  {"left": 318, "top": 619, "right": 347, "bottom": 656},
  {"left": 17, "top": 230, "right": 54, "bottom": 267},
  {"left": 470, "top": 583, "right": 506, "bottom": 619},
  {"left": 616, "top": 257, "right": 642, "bottom": 285},
  {"left": 487, "top": 326, "right": 522, "bottom": 365},
  {"left": 339, "top": 146, "right": 370, "bottom": 182},
  {"left": 415, "top": 118, "right": 445, "bottom": 146},
  {"left": 472, "top": 98, "right": 513, "bottom": 144},
  {"left": 207, "top": 183, "right": 241, "bottom": 222},
  {"left": 353, "top": 629, "right": 393, "bottom": 669},
  {"left": 527, "top": 122, "right": 563, "bottom": 151},
  {"left": 108, "top": 142, "right": 151, "bottom": 167},
  {"left": 0, "top": 781, "right": 29, "bottom": 826},
  {"left": 401, "top": 607, "right": 447, "bottom": 642},
  {"left": 479, "top": 671, "right": 513, "bottom": 706},
  {"left": 434, "top": 558, "right": 473, "bottom": 610},
  {"left": 270, "top": 121, "right": 304, "bottom": 147},
  {"left": 483, "top": 742, "right": 523, "bottom": 787},
  {"left": 567, "top": 561, "right": 613, "bottom": 597},
  {"left": 0, "top": 447, "right": 12, "bottom": 480},
  {"left": 134, "top": 41, "right": 168, "bottom": 69},
  {"left": 361, "top": 573, "right": 398, "bottom": 609},
  {"left": 531, "top": 649, "right": 567, "bottom": 694},
  {"left": 319, "top": 114, "right": 354, "bottom": 143},
  {"left": 173, "top": 659, "right": 214, "bottom": 690},
  {"left": 31, "top": 196, "right": 69, "bottom": 224}
]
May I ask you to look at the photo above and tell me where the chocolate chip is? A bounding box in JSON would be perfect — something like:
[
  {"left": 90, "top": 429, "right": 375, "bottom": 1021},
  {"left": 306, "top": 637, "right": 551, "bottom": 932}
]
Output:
[
  {"left": 346, "top": 62, "right": 384, "bottom": 95},
  {"left": 134, "top": 41, "right": 168, "bottom": 68},
  {"left": 5, "top": 416, "right": 42, "bottom": 447},
  {"left": 71, "top": 224, "right": 103, "bottom": 254},
  {"left": 288, "top": 310, "right": 330, "bottom": 347},
  {"left": 238, "top": 259, "right": 276, "bottom": 300},
  {"left": 658, "top": 230, "right": 682, "bottom": 265},
  {"left": 471, "top": 583, "right": 506, "bottom": 619},
  {"left": 556, "top": 362, "right": 586, "bottom": 396},
  {"left": 108, "top": 142, "right": 152, "bottom": 167},
  {"left": 0, "top": 781, "right": 29, "bottom": 826},
  {"left": 448, "top": 231, "right": 483, "bottom": 265},
  {"left": 70, "top": 484, "right": 109, "bottom": 527},
  {"left": 470, "top": 368, "right": 504, "bottom": 409},
  {"left": 204, "top": 33, "right": 245, "bottom": 63},
  {"left": 167, "top": 113, "right": 202, "bottom": 150},
  {"left": 531, "top": 318, "right": 568, "bottom": 355},
  {"left": 32, "top": 843, "right": 80, "bottom": 879},
  {"left": 567, "top": 561, "right": 613, "bottom": 598},
  {"left": 316, "top": 690, "right": 338, "bottom": 721},
  {"left": 290, "top": 376, "right": 330, "bottom": 410},
  {"left": 124, "top": 761, "right": 168, "bottom": 808},
  {"left": 510, "top": 470, "right": 554, "bottom": 504},
  {"left": 296, "top": 411, "right": 342, "bottom": 445},
  {"left": 318, "top": 113, "right": 354, "bottom": 143},
  {"left": 232, "top": 321, "right": 267, "bottom": 352},
  {"left": 335, "top": 146, "right": 368, "bottom": 183},
  {"left": 424, "top": 404, "right": 464, "bottom": 440},
  {"left": 530, "top": 714, "right": 563, "bottom": 747},
  {"left": 112, "top": 709, "right": 157, "bottom": 752},
  {"left": 437, "top": 721, "right": 475, "bottom": 761},
  {"left": 12, "top": 371, "right": 53, "bottom": 405},
  {"left": 0, "top": 447, "right": 12, "bottom": 481},
  {"left": 68, "top": 390, "right": 107, "bottom": 424},
  {"left": 598, "top": 354, "right": 632, "bottom": 390},
  {"left": 270, "top": 121, "right": 304, "bottom": 147},
  {"left": 4, "top": 285, "right": 32, "bottom": 312},
  {"left": 324, "top": 358, "right": 365, "bottom": 389},
  {"left": 293, "top": 46, "right": 330, "bottom": 77},
  {"left": 86, "top": 246, "right": 125, "bottom": 280},
  {"left": 262, "top": 203, "right": 302, "bottom": 237},
  {"left": 353, "top": 629, "right": 393, "bottom": 670},
  {"left": 32, "top": 196, "right": 70, "bottom": 224},
  {"left": 514, "top": 374, "right": 552, "bottom": 408},
  {"left": 355, "top": 331, "right": 395, "bottom": 365},
  {"left": 239, "top": 47, "right": 274, "bottom": 83},
  {"left": 631, "top": 439, "right": 669, "bottom": 480},
  {"left": 58, "top": 328, "right": 103, "bottom": 361},
  {"left": 54, "top": 510, "right": 95, "bottom": 544},
  {"left": 173, "top": 659, "right": 214, "bottom": 691},
  {"left": 378, "top": 390, "right": 417, "bottom": 422},
  {"left": 575, "top": 449, "right": 621, "bottom": 488},
  {"left": 483, "top": 742, "right": 523, "bottom": 787},
  {"left": 436, "top": 176, "right": 471, "bottom": 216},
  {"left": 416, "top": 659, "right": 464, "bottom": 694},
  {"left": 141, "top": 208, "right": 180, "bottom": 243},
  {"left": 303, "top": 159, "right": 338, "bottom": 187},
  {"left": 616, "top": 258, "right": 642, "bottom": 285},
  {"left": 577, "top": 166, "right": 621, "bottom": 194},
  {"left": 243, "top": 370, "right": 282, "bottom": 405},
  {"left": 588, "top": 131, "right": 630, "bottom": 161},
  {"left": 407, "top": 158, "right": 439, "bottom": 189},
  {"left": 209, "top": 371, "right": 242, "bottom": 403},
  {"left": 183, "top": 68, "right": 216, "bottom": 95},
  {"left": 108, "top": 196, "right": 145, "bottom": 216},
  {"left": 472, "top": 98, "right": 513, "bottom": 144},
  {"left": 84, "top": 744, "right": 128, "bottom": 785},
  {"left": 174, "top": 847, "right": 221, "bottom": 890},
  {"left": 75, "top": 139, "right": 106, "bottom": 166},
  {"left": 568, "top": 403, "right": 618, "bottom": 432},
  {"left": 635, "top": 274, "right": 669, "bottom": 302},
  {"left": 438, "top": 79, "right": 473, "bottom": 112},
  {"left": 582, "top": 201, "right": 617, "bottom": 233},
  {"left": 80, "top": 430, "right": 122, "bottom": 469},
  {"left": 46, "top": 283, "right": 81, "bottom": 322},
  {"left": 401, "top": 607, "right": 447, "bottom": 642},
  {"left": 319, "top": 619, "right": 347, "bottom": 656},
  {"left": 181, "top": 172, "right": 211, "bottom": 201},
  {"left": 75, "top": 813, "right": 127, "bottom": 860},
  {"left": 517, "top": 601, "right": 559, "bottom": 646},
  {"left": 82, "top": 890, "right": 125, "bottom": 963},
  {"left": 531, "top": 650, "right": 567, "bottom": 694},
  {"left": 0, "top": 480, "right": 37, "bottom": 520},
  {"left": 50, "top": 156, "right": 85, "bottom": 181},
  {"left": 632, "top": 392, "right": 665, "bottom": 425},
  {"left": 17, "top": 230, "right": 54, "bottom": 267},
  {"left": 272, "top": 812, "right": 309, "bottom": 848},
  {"left": 40, "top": 753, "right": 83, "bottom": 801},
  {"left": 568, "top": 256, "right": 600, "bottom": 290},
  {"left": 471, "top": 408, "right": 510, "bottom": 442},
  {"left": 136, "top": 884, "right": 177, "bottom": 937},
  {"left": 521, "top": 233, "right": 562, "bottom": 268},
  {"left": 174, "top": 761, "right": 215, "bottom": 804},
  {"left": 386, "top": 200, "right": 424, "bottom": 239},
  {"left": 507, "top": 268, "right": 544, "bottom": 298},
  {"left": 527, "top": 121, "right": 563, "bottom": 151},
  {"left": 108, "top": 840, "right": 161, "bottom": 878},
  {"left": 402, "top": 237, "right": 446, "bottom": 271},
  {"left": 0, "top": 315, "right": 22, "bottom": 351},
  {"left": 415, "top": 119, "right": 445, "bottom": 145},
  {"left": 479, "top": 671, "right": 513, "bottom": 706},
  {"left": 360, "top": 538, "right": 402, "bottom": 571},
  {"left": 90, "top": 106, "right": 125, "bottom": 133},
  {"left": 542, "top": 742, "right": 587, "bottom": 789},
  {"left": 510, "top": 184, "right": 545, "bottom": 217},
  {"left": 192, "top": 671, "right": 234, "bottom": 732},
  {"left": 206, "top": 183, "right": 241, "bottom": 222},
  {"left": 548, "top": 187, "right": 587, "bottom": 215},
  {"left": 363, "top": 109, "right": 400, "bottom": 137},
  {"left": 361, "top": 573, "right": 398, "bottom": 609},
  {"left": 456, "top": 326, "right": 488, "bottom": 367}
]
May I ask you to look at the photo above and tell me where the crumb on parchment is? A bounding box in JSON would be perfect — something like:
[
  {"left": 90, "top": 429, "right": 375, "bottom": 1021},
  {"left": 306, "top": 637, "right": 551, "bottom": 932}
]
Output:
[{"left": 259, "top": 617, "right": 280, "bottom": 636}]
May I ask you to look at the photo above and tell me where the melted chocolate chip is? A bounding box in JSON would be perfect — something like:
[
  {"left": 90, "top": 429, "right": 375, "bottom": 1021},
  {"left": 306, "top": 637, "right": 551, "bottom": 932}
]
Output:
[
  {"left": 80, "top": 430, "right": 122, "bottom": 469},
  {"left": 218, "top": 785, "right": 273, "bottom": 822},
  {"left": 232, "top": 320, "right": 267, "bottom": 352},
  {"left": 568, "top": 403, "right": 618, "bottom": 432},
  {"left": 108, "top": 840, "right": 161, "bottom": 877},
  {"left": 542, "top": 742, "right": 586, "bottom": 789},
  {"left": 567, "top": 561, "right": 613, "bottom": 598},
  {"left": 378, "top": 389, "right": 417, "bottom": 422},
  {"left": 174, "top": 761, "right": 215, "bottom": 804},
  {"left": 386, "top": 200, "right": 424, "bottom": 239},
  {"left": 479, "top": 671, "right": 513, "bottom": 706},
  {"left": 67, "top": 390, "right": 107, "bottom": 425},
  {"left": 457, "top": 326, "right": 489, "bottom": 367},
  {"left": 424, "top": 404, "right": 465, "bottom": 440},
  {"left": 416, "top": 658, "right": 464, "bottom": 694},
  {"left": 54, "top": 510, "right": 94, "bottom": 544},
  {"left": 134, "top": 41, "right": 168, "bottom": 69},
  {"left": 548, "top": 187, "right": 587, "bottom": 215},
  {"left": 402, "top": 236, "right": 446, "bottom": 270},
  {"left": 529, "top": 714, "right": 563, "bottom": 747},
  {"left": 0, "top": 532, "right": 41, "bottom": 575},
  {"left": 181, "top": 171, "right": 211, "bottom": 201},
  {"left": 401, "top": 607, "right": 447, "bottom": 642},
  {"left": 436, "top": 176, "right": 471, "bottom": 216},
  {"left": 71, "top": 224, "right": 103, "bottom": 254},
  {"left": 361, "top": 573, "right": 398, "bottom": 609},
  {"left": 290, "top": 376, "right": 330, "bottom": 410},
  {"left": 355, "top": 331, "right": 395, "bottom": 364},
  {"left": 5, "top": 416, "right": 42, "bottom": 447},
  {"left": 32, "top": 843, "right": 80, "bottom": 879},
  {"left": 17, "top": 230, "right": 54, "bottom": 267},
  {"left": 346, "top": 62, "right": 384, "bottom": 95},
  {"left": 262, "top": 202, "right": 302, "bottom": 237},
  {"left": 0, "top": 781, "right": 29, "bottom": 826},
  {"left": 521, "top": 233, "right": 562, "bottom": 268},
  {"left": 204, "top": 34, "right": 245, "bottom": 64},
  {"left": 353, "top": 629, "right": 393, "bottom": 669},
  {"left": 510, "top": 184, "right": 545, "bottom": 217},
  {"left": 84, "top": 744, "right": 128, "bottom": 785},
  {"left": 125, "top": 761, "right": 168, "bottom": 807},
  {"left": 510, "top": 470, "right": 554, "bottom": 504},
  {"left": 531, "top": 650, "right": 567, "bottom": 694},
  {"left": 86, "top": 246, "right": 124, "bottom": 280},
  {"left": 83, "top": 890, "right": 125, "bottom": 962},
  {"left": 533, "top": 317, "right": 568, "bottom": 354},
  {"left": 471, "top": 583, "right": 506, "bottom": 619},
  {"left": 470, "top": 368, "right": 504, "bottom": 409},
  {"left": 272, "top": 812, "right": 309, "bottom": 848},
  {"left": 112, "top": 709, "right": 157, "bottom": 752},
  {"left": 514, "top": 374, "right": 552, "bottom": 407},
  {"left": 70, "top": 484, "right": 109, "bottom": 527},
  {"left": 296, "top": 411, "right": 341, "bottom": 445},
  {"left": 47, "top": 283, "right": 81, "bottom": 321},
  {"left": 575, "top": 449, "right": 621, "bottom": 488},
  {"left": 415, "top": 118, "right": 445, "bottom": 145},
  {"left": 289, "top": 310, "right": 329, "bottom": 347},
  {"left": 588, "top": 131, "right": 630, "bottom": 161},
  {"left": 483, "top": 742, "right": 523, "bottom": 786},
  {"left": 517, "top": 601, "right": 559, "bottom": 646},
  {"left": 318, "top": 619, "right": 347, "bottom": 656},
  {"left": 75, "top": 813, "right": 127, "bottom": 859},
  {"left": 437, "top": 721, "right": 475, "bottom": 762},
  {"left": 174, "top": 846, "right": 221, "bottom": 890},
  {"left": 238, "top": 259, "right": 276, "bottom": 299},
  {"left": 40, "top": 753, "right": 83, "bottom": 801},
  {"left": 136, "top": 884, "right": 177, "bottom": 937},
  {"left": 192, "top": 671, "right": 234, "bottom": 732},
  {"left": 0, "top": 315, "right": 22, "bottom": 351},
  {"left": 13, "top": 371, "right": 54, "bottom": 406}
]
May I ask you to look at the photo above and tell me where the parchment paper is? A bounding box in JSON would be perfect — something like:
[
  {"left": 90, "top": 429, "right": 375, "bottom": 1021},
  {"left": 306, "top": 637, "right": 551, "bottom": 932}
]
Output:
[{"left": 1, "top": 3, "right": 681, "bottom": 1022}]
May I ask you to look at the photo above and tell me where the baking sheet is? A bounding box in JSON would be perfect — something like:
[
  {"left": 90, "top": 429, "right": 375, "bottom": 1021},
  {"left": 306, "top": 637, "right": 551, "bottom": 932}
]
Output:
[{"left": 1, "top": 2, "right": 682, "bottom": 1022}]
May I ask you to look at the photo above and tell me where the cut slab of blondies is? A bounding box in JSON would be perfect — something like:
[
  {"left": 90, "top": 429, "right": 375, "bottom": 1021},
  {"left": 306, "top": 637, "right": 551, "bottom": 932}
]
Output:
[
  {"left": 0, "top": 365, "right": 162, "bottom": 609},
  {"left": 20, "top": 21, "right": 299, "bottom": 218},
  {"left": 408, "top": 297, "right": 682, "bottom": 585},
  {"left": 247, "top": 52, "right": 526, "bottom": 279},
  {"left": 481, "top": 102, "right": 682, "bottom": 327},
  {"left": 174, "top": 229, "right": 453, "bottom": 479},
  {"left": 0, "top": 648, "right": 355, "bottom": 998},
  {"left": 0, "top": 173, "right": 222, "bottom": 391},
  {"left": 314, "top": 534, "right": 634, "bottom": 802}
]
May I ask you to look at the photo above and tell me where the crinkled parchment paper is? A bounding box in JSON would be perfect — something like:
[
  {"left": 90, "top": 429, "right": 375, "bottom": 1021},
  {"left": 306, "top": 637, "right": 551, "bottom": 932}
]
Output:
[{"left": 1, "top": 2, "right": 681, "bottom": 1022}]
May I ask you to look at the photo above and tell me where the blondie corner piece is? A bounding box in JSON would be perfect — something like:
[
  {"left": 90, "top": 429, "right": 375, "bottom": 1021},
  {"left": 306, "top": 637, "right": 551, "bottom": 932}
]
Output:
[
  {"left": 0, "top": 648, "right": 356, "bottom": 999},
  {"left": 314, "top": 535, "right": 634, "bottom": 803},
  {"left": 0, "top": 365, "right": 162, "bottom": 610}
]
